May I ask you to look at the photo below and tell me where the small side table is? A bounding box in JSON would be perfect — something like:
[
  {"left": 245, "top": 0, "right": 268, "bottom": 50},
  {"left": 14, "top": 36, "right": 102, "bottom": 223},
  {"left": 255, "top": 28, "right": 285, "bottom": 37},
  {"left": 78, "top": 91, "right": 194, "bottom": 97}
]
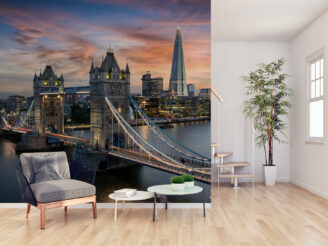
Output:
[
  {"left": 108, "top": 191, "right": 154, "bottom": 221},
  {"left": 147, "top": 185, "right": 205, "bottom": 222}
]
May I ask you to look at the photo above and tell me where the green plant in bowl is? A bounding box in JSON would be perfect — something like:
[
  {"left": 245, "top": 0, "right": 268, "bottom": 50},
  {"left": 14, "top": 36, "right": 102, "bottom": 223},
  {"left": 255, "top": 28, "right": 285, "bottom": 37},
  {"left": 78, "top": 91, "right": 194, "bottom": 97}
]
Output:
[
  {"left": 182, "top": 174, "right": 195, "bottom": 188},
  {"left": 171, "top": 175, "right": 185, "bottom": 191},
  {"left": 182, "top": 174, "right": 194, "bottom": 182},
  {"left": 171, "top": 175, "right": 185, "bottom": 184}
]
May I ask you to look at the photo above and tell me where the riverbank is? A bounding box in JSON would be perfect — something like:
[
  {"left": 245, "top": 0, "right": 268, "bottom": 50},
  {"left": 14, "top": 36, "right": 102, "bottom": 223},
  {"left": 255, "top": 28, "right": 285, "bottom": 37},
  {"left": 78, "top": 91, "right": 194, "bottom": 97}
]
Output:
[{"left": 131, "top": 117, "right": 210, "bottom": 126}]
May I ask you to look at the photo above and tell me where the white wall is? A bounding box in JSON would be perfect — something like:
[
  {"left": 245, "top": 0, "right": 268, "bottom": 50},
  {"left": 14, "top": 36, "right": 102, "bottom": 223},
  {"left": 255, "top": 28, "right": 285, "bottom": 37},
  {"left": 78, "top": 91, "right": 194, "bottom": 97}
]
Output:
[
  {"left": 290, "top": 10, "right": 328, "bottom": 198},
  {"left": 211, "top": 42, "right": 291, "bottom": 182}
]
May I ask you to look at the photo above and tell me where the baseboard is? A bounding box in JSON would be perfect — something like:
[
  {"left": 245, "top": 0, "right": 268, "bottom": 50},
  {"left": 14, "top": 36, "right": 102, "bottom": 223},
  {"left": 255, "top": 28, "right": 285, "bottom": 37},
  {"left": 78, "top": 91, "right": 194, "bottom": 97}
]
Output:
[
  {"left": 212, "top": 177, "right": 290, "bottom": 183},
  {"left": 291, "top": 179, "right": 328, "bottom": 200},
  {"left": 0, "top": 203, "right": 29, "bottom": 208},
  {"left": 276, "top": 178, "right": 291, "bottom": 182},
  {"left": 0, "top": 203, "right": 211, "bottom": 209}
]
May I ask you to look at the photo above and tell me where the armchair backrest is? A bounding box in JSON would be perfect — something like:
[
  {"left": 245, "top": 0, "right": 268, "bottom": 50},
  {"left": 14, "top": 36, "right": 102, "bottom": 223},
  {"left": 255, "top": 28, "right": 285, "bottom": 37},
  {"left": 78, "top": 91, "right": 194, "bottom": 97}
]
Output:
[{"left": 20, "top": 152, "right": 70, "bottom": 184}]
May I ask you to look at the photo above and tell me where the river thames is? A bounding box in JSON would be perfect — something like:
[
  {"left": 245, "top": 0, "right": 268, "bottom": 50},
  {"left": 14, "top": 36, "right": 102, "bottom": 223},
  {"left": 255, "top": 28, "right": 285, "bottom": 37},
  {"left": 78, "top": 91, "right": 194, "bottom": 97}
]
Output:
[{"left": 0, "top": 121, "right": 210, "bottom": 203}]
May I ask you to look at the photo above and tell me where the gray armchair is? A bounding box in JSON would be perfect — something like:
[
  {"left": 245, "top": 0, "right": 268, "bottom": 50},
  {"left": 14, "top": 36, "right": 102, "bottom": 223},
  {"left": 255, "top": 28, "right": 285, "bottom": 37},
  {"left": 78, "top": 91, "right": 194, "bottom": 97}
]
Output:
[{"left": 16, "top": 151, "right": 97, "bottom": 229}]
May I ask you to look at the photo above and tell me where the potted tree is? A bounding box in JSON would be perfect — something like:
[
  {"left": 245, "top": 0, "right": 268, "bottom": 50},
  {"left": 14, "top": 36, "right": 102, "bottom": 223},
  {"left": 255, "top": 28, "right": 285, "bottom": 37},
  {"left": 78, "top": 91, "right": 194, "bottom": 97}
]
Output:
[
  {"left": 182, "top": 174, "right": 194, "bottom": 188},
  {"left": 243, "top": 58, "right": 292, "bottom": 186},
  {"left": 171, "top": 175, "right": 185, "bottom": 191}
]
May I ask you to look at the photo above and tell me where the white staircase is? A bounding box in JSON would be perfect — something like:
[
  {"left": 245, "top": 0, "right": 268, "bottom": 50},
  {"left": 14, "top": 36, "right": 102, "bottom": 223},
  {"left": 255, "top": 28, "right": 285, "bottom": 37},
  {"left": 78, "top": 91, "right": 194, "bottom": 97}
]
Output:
[
  {"left": 214, "top": 151, "right": 254, "bottom": 188},
  {"left": 214, "top": 152, "right": 233, "bottom": 158},
  {"left": 211, "top": 90, "right": 255, "bottom": 189}
]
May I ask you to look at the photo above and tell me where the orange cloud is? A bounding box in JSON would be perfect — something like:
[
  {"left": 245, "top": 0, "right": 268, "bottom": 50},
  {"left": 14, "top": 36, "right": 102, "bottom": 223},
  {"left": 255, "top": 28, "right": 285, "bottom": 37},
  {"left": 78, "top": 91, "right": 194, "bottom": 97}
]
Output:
[{"left": 0, "top": 1, "right": 210, "bottom": 96}]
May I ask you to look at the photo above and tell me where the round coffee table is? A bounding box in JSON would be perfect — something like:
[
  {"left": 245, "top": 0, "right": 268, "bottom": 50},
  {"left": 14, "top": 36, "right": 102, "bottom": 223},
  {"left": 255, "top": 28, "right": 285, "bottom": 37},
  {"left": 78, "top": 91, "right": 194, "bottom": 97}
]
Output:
[
  {"left": 108, "top": 191, "right": 154, "bottom": 221},
  {"left": 147, "top": 185, "right": 205, "bottom": 221}
]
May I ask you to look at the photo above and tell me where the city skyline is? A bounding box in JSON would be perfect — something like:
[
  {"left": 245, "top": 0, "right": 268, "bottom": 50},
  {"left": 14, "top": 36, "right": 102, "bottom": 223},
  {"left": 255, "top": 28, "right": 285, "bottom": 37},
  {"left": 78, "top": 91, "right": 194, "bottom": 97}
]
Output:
[{"left": 0, "top": 0, "right": 210, "bottom": 98}]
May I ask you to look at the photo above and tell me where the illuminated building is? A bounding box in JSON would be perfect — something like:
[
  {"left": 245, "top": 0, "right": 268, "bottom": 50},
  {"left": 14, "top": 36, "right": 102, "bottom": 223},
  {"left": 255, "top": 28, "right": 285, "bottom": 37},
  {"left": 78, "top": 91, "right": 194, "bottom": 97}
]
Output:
[
  {"left": 33, "top": 64, "right": 65, "bottom": 134},
  {"left": 142, "top": 72, "right": 163, "bottom": 97},
  {"left": 199, "top": 88, "right": 210, "bottom": 98},
  {"left": 134, "top": 96, "right": 160, "bottom": 118},
  {"left": 134, "top": 96, "right": 210, "bottom": 119},
  {"left": 169, "top": 26, "right": 188, "bottom": 96},
  {"left": 159, "top": 97, "right": 210, "bottom": 118},
  {"left": 7, "top": 95, "right": 26, "bottom": 112},
  {"left": 89, "top": 48, "right": 130, "bottom": 150},
  {"left": 187, "top": 84, "right": 195, "bottom": 97}
]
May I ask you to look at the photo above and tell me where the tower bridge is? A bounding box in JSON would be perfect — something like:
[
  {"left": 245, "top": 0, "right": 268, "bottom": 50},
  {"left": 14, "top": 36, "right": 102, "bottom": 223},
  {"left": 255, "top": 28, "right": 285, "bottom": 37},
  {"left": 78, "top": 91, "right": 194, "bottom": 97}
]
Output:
[{"left": 0, "top": 47, "right": 211, "bottom": 183}]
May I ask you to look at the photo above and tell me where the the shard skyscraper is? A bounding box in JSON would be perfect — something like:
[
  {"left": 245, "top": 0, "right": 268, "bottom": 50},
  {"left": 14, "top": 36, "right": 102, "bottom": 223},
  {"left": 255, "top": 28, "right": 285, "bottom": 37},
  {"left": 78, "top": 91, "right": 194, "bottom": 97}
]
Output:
[{"left": 169, "top": 26, "right": 188, "bottom": 96}]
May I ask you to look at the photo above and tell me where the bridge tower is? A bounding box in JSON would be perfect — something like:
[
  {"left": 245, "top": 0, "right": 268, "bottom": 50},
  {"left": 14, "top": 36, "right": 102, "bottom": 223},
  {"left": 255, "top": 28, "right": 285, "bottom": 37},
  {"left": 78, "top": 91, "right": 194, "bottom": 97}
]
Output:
[
  {"left": 33, "top": 65, "right": 65, "bottom": 135},
  {"left": 89, "top": 48, "right": 130, "bottom": 150}
]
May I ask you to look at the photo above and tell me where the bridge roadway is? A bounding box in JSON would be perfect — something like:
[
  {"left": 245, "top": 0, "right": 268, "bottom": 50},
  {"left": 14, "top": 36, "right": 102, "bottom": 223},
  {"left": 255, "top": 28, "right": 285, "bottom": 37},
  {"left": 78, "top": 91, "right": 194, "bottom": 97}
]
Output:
[
  {"left": 45, "top": 132, "right": 89, "bottom": 145},
  {"left": 1, "top": 127, "right": 31, "bottom": 134},
  {"left": 0, "top": 130, "right": 90, "bottom": 144},
  {"left": 65, "top": 124, "right": 91, "bottom": 129},
  {"left": 108, "top": 146, "right": 211, "bottom": 183}
]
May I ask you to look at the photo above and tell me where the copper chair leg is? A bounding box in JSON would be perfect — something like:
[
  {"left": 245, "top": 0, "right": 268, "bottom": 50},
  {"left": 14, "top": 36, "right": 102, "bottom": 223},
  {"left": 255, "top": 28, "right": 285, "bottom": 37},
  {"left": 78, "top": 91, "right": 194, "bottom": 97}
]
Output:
[
  {"left": 40, "top": 204, "right": 46, "bottom": 229},
  {"left": 26, "top": 204, "right": 31, "bottom": 219},
  {"left": 92, "top": 199, "right": 97, "bottom": 219}
]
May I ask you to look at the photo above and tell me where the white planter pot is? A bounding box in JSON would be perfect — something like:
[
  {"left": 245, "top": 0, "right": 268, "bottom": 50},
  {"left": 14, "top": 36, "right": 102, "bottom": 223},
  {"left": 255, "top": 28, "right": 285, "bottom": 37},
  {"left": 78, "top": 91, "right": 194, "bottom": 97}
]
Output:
[
  {"left": 264, "top": 165, "right": 277, "bottom": 186},
  {"left": 185, "top": 181, "right": 194, "bottom": 188},
  {"left": 171, "top": 183, "right": 185, "bottom": 191}
]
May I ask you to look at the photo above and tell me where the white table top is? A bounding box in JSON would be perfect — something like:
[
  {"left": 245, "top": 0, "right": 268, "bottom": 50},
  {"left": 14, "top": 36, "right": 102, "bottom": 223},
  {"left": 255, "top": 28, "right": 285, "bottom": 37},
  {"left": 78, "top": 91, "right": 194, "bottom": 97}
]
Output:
[
  {"left": 147, "top": 185, "right": 203, "bottom": 195},
  {"left": 108, "top": 191, "right": 154, "bottom": 201}
]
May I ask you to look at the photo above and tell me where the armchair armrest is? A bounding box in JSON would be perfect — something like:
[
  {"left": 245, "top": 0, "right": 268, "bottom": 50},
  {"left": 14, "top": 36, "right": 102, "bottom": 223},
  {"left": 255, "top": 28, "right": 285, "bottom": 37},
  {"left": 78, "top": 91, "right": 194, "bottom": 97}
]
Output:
[
  {"left": 69, "top": 160, "right": 96, "bottom": 185},
  {"left": 16, "top": 162, "right": 37, "bottom": 206}
]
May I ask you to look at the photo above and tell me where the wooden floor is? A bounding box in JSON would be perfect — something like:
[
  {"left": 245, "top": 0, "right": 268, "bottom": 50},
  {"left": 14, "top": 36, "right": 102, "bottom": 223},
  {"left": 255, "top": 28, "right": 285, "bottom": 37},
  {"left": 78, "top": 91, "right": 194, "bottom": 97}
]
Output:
[{"left": 1, "top": 183, "right": 328, "bottom": 246}]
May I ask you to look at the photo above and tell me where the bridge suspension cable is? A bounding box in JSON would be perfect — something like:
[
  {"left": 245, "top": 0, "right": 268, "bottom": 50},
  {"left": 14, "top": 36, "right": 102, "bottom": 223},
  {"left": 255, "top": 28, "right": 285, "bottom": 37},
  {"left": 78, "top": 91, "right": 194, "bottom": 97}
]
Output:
[
  {"left": 1, "top": 116, "right": 11, "bottom": 128},
  {"left": 129, "top": 95, "right": 210, "bottom": 162},
  {"left": 17, "top": 100, "right": 34, "bottom": 129},
  {"left": 105, "top": 94, "right": 189, "bottom": 169}
]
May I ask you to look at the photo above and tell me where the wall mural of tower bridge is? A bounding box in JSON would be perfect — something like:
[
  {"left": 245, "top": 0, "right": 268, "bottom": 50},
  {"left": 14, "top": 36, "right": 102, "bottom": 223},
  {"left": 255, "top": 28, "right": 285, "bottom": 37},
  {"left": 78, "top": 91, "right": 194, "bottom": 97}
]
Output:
[{"left": 1, "top": 45, "right": 211, "bottom": 183}]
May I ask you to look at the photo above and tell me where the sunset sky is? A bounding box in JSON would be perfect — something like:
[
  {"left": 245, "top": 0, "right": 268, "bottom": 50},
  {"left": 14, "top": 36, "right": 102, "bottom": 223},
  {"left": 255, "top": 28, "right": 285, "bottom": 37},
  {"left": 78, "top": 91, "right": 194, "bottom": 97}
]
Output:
[{"left": 0, "top": 0, "right": 210, "bottom": 98}]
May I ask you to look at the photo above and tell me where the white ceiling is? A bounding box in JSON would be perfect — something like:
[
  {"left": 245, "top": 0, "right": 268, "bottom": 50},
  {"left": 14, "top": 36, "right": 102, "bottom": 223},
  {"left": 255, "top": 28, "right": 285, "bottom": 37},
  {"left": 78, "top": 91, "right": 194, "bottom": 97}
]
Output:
[{"left": 212, "top": 0, "right": 328, "bottom": 41}]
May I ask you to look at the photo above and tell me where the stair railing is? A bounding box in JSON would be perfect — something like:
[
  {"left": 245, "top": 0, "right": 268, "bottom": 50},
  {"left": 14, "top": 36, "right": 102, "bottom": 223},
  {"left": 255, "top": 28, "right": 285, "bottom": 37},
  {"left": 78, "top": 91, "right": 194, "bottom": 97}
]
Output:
[
  {"left": 249, "top": 116, "right": 255, "bottom": 188},
  {"left": 210, "top": 88, "right": 224, "bottom": 182},
  {"left": 244, "top": 101, "right": 255, "bottom": 188}
]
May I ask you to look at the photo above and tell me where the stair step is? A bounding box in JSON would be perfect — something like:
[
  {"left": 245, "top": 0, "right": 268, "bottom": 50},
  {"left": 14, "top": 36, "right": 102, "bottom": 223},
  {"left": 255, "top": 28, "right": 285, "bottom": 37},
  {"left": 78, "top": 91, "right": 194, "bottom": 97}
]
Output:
[
  {"left": 218, "top": 162, "right": 249, "bottom": 168},
  {"left": 218, "top": 173, "right": 254, "bottom": 178},
  {"left": 214, "top": 152, "right": 233, "bottom": 158}
]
